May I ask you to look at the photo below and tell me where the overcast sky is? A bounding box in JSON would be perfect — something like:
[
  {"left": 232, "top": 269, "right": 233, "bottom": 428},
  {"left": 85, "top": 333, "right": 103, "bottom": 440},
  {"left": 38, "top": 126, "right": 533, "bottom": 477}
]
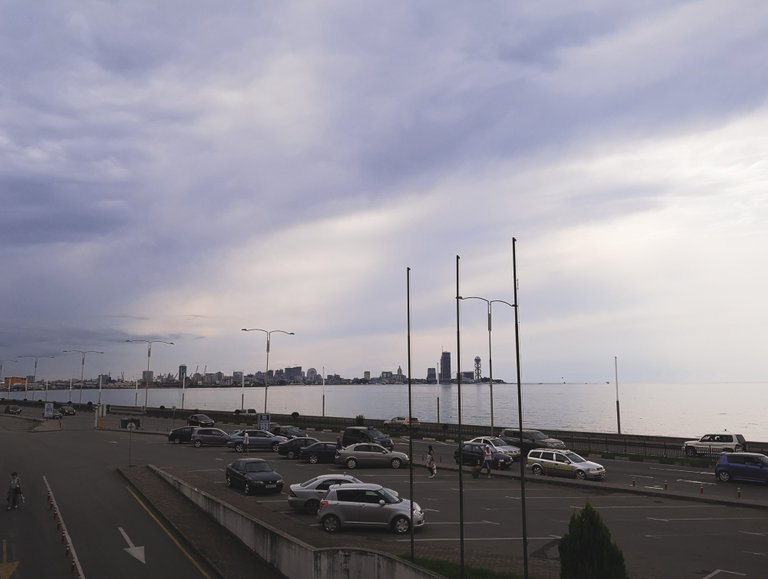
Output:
[{"left": 2, "top": 1, "right": 767, "bottom": 385}]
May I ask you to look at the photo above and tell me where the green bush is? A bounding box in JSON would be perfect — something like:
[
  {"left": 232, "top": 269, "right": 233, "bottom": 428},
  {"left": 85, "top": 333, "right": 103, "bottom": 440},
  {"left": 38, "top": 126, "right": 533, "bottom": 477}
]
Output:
[{"left": 559, "top": 502, "right": 627, "bottom": 579}]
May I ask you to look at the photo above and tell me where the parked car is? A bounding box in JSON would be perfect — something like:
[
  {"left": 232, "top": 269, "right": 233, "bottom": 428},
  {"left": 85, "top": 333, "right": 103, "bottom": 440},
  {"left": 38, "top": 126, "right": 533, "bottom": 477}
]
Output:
[
  {"left": 715, "top": 452, "right": 768, "bottom": 484},
  {"left": 466, "top": 436, "right": 521, "bottom": 460},
  {"left": 453, "top": 442, "right": 512, "bottom": 470},
  {"left": 683, "top": 433, "right": 747, "bottom": 457},
  {"left": 43, "top": 409, "right": 62, "bottom": 419},
  {"left": 334, "top": 443, "right": 410, "bottom": 470},
  {"left": 60, "top": 405, "right": 76, "bottom": 416},
  {"left": 277, "top": 436, "right": 320, "bottom": 459},
  {"left": 191, "top": 427, "right": 230, "bottom": 447},
  {"left": 299, "top": 442, "right": 340, "bottom": 464},
  {"left": 383, "top": 416, "right": 420, "bottom": 431},
  {"left": 168, "top": 426, "right": 197, "bottom": 444},
  {"left": 341, "top": 426, "right": 394, "bottom": 449},
  {"left": 5, "top": 405, "right": 22, "bottom": 415},
  {"left": 500, "top": 428, "right": 565, "bottom": 452},
  {"left": 527, "top": 448, "right": 606, "bottom": 480},
  {"left": 225, "top": 458, "right": 283, "bottom": 495},
  {"left": 270, "top": 424, "right": 306, "bottom": 439},
  {"left": 288, "top": 474, "right": 363, "bottom": 514},
  {"left": 317, "top": 483, "right": 424, "bottom": 534},
  {"left": 187, "top": 413, "right": 215, "bottom": 427},
  {"left": 226, "top": 429, "right": 288, "bottom": 453}
]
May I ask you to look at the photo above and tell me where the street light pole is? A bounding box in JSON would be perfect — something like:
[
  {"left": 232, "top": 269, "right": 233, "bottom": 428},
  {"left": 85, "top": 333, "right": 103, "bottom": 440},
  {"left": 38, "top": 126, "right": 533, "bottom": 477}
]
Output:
[
  {"left": 459, "top": 296, "right": 515, "bottom": 434},
  {"left": 125, "top": 340, "right": 174, "bottom": 407},
  {"left": 18, "top": 355, "right": 55, "bottom": 399},
  {"left": 241, "top": 328, "right": 294, "bottom": 414},
  {"left": 0, "top": 359, "right": 17, "bottom": 399},
  {"left": 63, "top": 350, "right": 105, "bottom": 404}
]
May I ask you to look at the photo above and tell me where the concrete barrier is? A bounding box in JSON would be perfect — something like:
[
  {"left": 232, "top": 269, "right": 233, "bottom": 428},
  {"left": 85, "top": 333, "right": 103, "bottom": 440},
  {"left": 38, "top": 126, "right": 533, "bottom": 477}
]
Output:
[{"left": 148, "top": 465, "right": 442, "bottom": 579}]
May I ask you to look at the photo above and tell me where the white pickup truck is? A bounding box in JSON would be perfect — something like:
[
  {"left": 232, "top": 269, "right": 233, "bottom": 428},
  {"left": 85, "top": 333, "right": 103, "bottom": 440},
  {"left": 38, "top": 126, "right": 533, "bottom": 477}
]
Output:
[{"left": 682, "top": 433, "right": 746, "bottom": 457}]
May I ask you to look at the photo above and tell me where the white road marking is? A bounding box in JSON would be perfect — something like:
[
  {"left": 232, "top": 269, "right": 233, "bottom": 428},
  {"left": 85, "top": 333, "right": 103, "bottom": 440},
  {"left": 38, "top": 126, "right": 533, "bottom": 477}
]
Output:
[
  {"left": 118, "top": 527, "right": 146, "bottom": 564},
  {"left": 740, "top": 531, "right": 768, "bottom": 537},
  {"left": 648, "top": 516, "right": 762, "bottom": 522},
  {"left": 677, "top": 478, "right": 716, "bottom": 485},
  {"left": 397, "top": 535, "right": 561, "bottom": 542},
  {"left": 584, "top": 505, "right": 716, "bottom": 510},
  {"left": 651, "top": 466, "right": 713, "bottom": 476},
  {"left": 742, "top": 551, "right": 768, "bottom": 557},
  {"left": 702, "top": 569, "right": 746, "bottom": 578}
]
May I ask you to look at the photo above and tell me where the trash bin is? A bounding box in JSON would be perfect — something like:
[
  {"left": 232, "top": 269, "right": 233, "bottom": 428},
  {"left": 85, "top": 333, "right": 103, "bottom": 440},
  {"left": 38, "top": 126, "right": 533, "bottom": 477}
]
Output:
[{"left": 120, "top": 418, "right": 141, "bottom": 429}]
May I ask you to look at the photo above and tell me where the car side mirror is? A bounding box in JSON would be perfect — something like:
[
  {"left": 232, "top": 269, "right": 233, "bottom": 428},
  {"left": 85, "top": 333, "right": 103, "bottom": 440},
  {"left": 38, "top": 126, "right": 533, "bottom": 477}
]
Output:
[{"left": 379, "top": 499, "right": 386, "bottom": 506}]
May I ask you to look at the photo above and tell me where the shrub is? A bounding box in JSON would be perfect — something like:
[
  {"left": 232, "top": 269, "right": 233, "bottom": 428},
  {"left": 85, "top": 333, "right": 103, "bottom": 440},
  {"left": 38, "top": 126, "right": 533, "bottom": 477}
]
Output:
[
  {"left": 559, "top": 502, "right": 627, "bottom": 579},
  {"left": 355, "top": 414, "right": 365, "bottom": 426}
]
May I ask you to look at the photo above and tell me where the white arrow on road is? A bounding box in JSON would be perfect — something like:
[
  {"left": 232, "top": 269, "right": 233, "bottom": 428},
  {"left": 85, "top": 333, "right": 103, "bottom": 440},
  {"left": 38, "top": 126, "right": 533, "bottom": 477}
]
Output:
[{"left": 118, "top": 527, "right": 146, "bottom": 564}]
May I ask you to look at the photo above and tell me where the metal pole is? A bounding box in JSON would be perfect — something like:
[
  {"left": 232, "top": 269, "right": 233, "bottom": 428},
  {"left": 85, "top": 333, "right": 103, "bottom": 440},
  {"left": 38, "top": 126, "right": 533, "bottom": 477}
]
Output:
[
  {"left": 487, "top": 302, "right": 494, "bottom": 434},
  {"left": 512, "top": 237, "right": 529, "bottom": 579},
  {"left": 615, "top": 356, "right": 622, "bottom": 435},
  {"left": 406, "top": 267, "right": 415, "bottom": 560},
  {"left": 264, "top": 334, "right": 270, "bottom": 414},
  {"left": 322, "top": 366, "right": 326, "bottom": 417},
  {"left": 144, "top": 342, "right": 151, "bottom": 408},
  {"left": 79, "top": 353, "right": 85, "bottom": 404},
  {"left": 455, "top": 255, "right": 465, "bottom": 578}
]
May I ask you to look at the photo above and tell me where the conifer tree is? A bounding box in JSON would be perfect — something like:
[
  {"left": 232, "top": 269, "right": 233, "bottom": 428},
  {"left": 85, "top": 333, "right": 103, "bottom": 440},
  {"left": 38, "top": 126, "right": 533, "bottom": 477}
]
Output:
[{"left": 559, "top": 501, "right": 628, "bottom": 579}]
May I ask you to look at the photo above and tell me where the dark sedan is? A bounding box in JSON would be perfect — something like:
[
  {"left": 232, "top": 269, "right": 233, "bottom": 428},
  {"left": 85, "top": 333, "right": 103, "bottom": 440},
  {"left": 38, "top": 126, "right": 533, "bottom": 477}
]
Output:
[
  {"left": 225, "top": 458, "right": 283, "bottom": 495},
  {"left": 5, "top": 405, "right": 22, "bottom": 415},
  {"left": 187, "top": 413, "right": 215, "bottom": 427},
  {"left": 270, "top": 424, "right": 306, "bottom": 439},
  {"left": 277, "top": 437, "right": 320, "bottom": 459},
  {"left": 299, "top": 442, "right": 339, "bottom": 464},
  {"left": 226, "top": 429, "right": 287, "bottom": 452},
  {"left": 454, "top": 442, "right": 513, "bottom": 470},
  {"left": 168, "top": 425, "right": 197, "bottom": 444}
]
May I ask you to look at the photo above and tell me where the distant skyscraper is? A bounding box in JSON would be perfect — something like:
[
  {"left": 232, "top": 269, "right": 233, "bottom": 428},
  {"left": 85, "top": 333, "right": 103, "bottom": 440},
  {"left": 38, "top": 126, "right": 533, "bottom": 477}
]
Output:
[
  {"left": 426, "top": 368, "right": 437, "bottom": 383},
  {"left": 364, "top": 371, "right": 371, "bottom": 381},
  {"left": 474, "top": 356, "right": 482, "bottom": 382},
  {"left": 440, "top": 352, "right": 451, "bottom": 383},
  {"left": 179, "top": 365, "right": 187, "bottom": 384}
]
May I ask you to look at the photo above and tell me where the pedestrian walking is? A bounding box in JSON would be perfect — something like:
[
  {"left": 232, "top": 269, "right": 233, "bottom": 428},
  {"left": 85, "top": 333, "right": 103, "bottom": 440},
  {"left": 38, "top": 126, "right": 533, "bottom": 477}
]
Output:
[
  {"left": 482, "top": 444, "right": 493, "bottom": 478},
  {"left": 7, "top": 472, "right": 22, "bottom": 510},
  {"left": 336, "top": 437, "right": 343, "bottom": 451},
  {"left": 243, "top": 431, "right": 250, "bottom": 454},
  {"left": 426, "top": 445, "right": 437, "bottom": 478}
]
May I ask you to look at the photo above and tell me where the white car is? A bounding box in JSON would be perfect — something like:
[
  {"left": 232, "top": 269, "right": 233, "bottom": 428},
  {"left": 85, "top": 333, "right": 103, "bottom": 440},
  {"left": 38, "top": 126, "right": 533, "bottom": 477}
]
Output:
[
  {"left": 682, "top": 433, "right": 746, "bottom": 457},
  {"left": 466, "top": 436, "right": 521, "bottom": 460},
  {"left": 527, "top": 448, "right": 606, "bottom": 480}
]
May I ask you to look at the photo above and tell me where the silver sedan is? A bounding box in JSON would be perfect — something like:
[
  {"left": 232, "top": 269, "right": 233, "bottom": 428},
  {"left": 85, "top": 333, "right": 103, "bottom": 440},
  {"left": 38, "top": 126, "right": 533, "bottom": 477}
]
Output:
[
  {"left": 334, "top": 443, "right": 410, "bottom": 469},
  {"left": 288, "top": 474, "right": 363, "bottom": 514}
]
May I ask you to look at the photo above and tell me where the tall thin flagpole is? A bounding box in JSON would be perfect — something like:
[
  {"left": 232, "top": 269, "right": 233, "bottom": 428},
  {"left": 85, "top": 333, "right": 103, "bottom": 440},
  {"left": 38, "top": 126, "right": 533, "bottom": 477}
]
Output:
[
  {"left": 615, "top": 356, "right": 622, "bottom": 435},
  {"left": 456, "top": 255, "right": 465, "bottom": 578},
  {"left": 513, "top": 238, "right": 529, "bottom": 579},
  {"left": 406, "top": 267, "right": 415, "bottom": 559}
]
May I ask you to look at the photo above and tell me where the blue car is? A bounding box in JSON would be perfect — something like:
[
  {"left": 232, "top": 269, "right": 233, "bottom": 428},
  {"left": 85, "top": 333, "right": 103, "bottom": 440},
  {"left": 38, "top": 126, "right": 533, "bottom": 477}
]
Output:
[{"left": 715, "top": 452, "right": 768, "bottom": 484}]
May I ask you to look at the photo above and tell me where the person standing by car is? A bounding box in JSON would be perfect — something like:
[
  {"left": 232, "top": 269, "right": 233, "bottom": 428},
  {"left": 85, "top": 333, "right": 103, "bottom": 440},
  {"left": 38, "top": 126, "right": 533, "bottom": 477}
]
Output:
[
  {"left": 7, "top": 472, "right": 22, "bottom": 510},
  {"left": 482, "top": 445, "right": 493, "bottom": 478},
  {"left": 426, "top": 445, "right": 437, "bottom": 478},
  {"left": 243, "top": 431, "right": 250, "bottom": 454}
]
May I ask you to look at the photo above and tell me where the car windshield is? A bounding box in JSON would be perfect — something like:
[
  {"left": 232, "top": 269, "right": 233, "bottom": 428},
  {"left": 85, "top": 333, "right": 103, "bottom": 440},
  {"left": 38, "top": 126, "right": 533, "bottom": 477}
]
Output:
[
  {"left": 565, "top": 452, "right": 586, "bottom": 463},
  {"left": 368, "top": 428, "right": 385, "bottom": 437},
  {"left": 300, "top": 477, "right": 320, "bottom": 487},
  {"left": 487, "top": 437, "right": 507, "bottom": 446},
  {"left": 379, "top": 488, "right": 402, "bottom": 503},
  {"left": 245, "top": 462, "right": 272, "bottom": 473},
  {"left": 758, "top": 455, "right": 768, "bottom": 466},
  {"left": 529, "top": 431, "right": 547, "bottom": 440}
]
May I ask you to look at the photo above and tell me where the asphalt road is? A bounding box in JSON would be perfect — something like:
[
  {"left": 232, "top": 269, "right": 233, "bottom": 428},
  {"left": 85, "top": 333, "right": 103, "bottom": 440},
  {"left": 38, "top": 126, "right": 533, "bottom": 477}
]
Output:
[{"left": 3, "top": 409, "right": 768, "bottom": 579}]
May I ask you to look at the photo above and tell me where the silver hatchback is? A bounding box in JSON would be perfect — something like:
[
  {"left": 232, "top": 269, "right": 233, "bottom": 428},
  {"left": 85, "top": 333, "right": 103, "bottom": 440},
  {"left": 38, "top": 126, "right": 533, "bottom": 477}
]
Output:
[
  {"left": 317, "top": 483, "right": 425, "bottom": 534},
  {"left": 527, "top": 448, "right": 606, "bottom": 480},
  {"left": 334, "top": 443, "right": 410, "bottom": 469}
]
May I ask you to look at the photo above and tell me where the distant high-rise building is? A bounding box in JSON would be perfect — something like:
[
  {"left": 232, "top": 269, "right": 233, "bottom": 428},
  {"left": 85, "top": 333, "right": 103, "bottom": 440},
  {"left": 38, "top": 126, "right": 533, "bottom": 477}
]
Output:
[
  {"left": 440, "top": 352, "right": 451, "bottom": 383},
  {"left": 179, "top": 365, "right": 187, "bottom": 384},
  {"left": 284, "top": 366, "right": 303, "bottom": 381},
  {"left": 474, "top": 356, "right": 482, "bottom": 382},
  {"left": 426, "top": 368, "right": 437, "bottom": 383},
  {"left": 233, "top": 371, "right": 243, "bottom": 384},
  {"left": 364, "top": 371, "right": 371, "bottom": 381}
]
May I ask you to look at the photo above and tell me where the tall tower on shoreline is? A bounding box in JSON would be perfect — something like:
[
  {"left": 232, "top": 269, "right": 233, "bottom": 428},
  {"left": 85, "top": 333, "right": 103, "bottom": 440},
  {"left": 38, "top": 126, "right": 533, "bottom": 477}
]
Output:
[
  {"left": 440, "top": 351, "right": 451, "bottom": 383},
  {"left": 474, "top": 356, "right": 481, "bottom": 382}
]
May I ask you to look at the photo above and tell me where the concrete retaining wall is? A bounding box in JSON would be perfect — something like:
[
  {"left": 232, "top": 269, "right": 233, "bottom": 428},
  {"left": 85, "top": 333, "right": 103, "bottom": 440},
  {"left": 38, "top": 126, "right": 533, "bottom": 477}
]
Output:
[{"left": 149, "top": 465, "right": 442, "bottom": 579}]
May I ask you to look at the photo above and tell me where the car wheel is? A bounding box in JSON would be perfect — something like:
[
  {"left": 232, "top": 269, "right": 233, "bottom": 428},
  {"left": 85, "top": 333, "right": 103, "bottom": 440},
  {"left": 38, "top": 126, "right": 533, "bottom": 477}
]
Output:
[
  {"left": 391, "top": 458, "right": 402, "bottom": 469},
  {"left": 321, "top": 515, "right": 341, "bottom": 533},
  {"left": 305, "top": 499, "right": 320, "bottom": 515},
  {"left": 309, "top": 454, "right": 319, "bottom": 464},
  {"left": 392, "top": 515, "right": 410, "bottom": 534},
  {"left": 173, "top": 437, "right": 181, "bottom": 444},
  {"left": 244, "top": 482, "right": 251, "bottom": 495},
  {"left": 531, "top": 465, "right": 543, "bottom": 476},
  {"left": 346, "top": 458, "right": 358, "bottom": 469},
  {"left": 685, "top": 447, "right": 697, "bottom": 457},
  {"left": 717, "top": 470, "right": 731, "bottom": 483},
  {"left": 234, "top": 443, "right": 244, "bottom": 453},
  {"left": 272, "top": 442, "right": 280, "bottom": 452},
  {"left": 287, "top": 450, "right": 296, "bottom": 459},
  {"left": 225, "top": 475, "right": 232, "bottom": 487},
  {"left": 575, "top": 470, "right": 587, "bottom": 480},
  {"left": 194, "top": 440, "right": 202, "bottom": 448}
]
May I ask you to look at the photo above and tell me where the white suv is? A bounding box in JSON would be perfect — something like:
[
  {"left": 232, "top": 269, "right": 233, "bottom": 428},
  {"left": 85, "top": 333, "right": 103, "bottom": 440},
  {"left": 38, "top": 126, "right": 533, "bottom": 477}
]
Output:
[{"left": 682, "top": 433, "right": 746, "bottom": 457}]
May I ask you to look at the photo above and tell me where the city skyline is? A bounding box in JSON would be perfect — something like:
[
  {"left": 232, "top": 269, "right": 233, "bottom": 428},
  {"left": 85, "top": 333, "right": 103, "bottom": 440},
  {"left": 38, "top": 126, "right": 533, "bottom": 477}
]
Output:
[{"left": 3, "top": 3, "right": 768, "bottom": 385}]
